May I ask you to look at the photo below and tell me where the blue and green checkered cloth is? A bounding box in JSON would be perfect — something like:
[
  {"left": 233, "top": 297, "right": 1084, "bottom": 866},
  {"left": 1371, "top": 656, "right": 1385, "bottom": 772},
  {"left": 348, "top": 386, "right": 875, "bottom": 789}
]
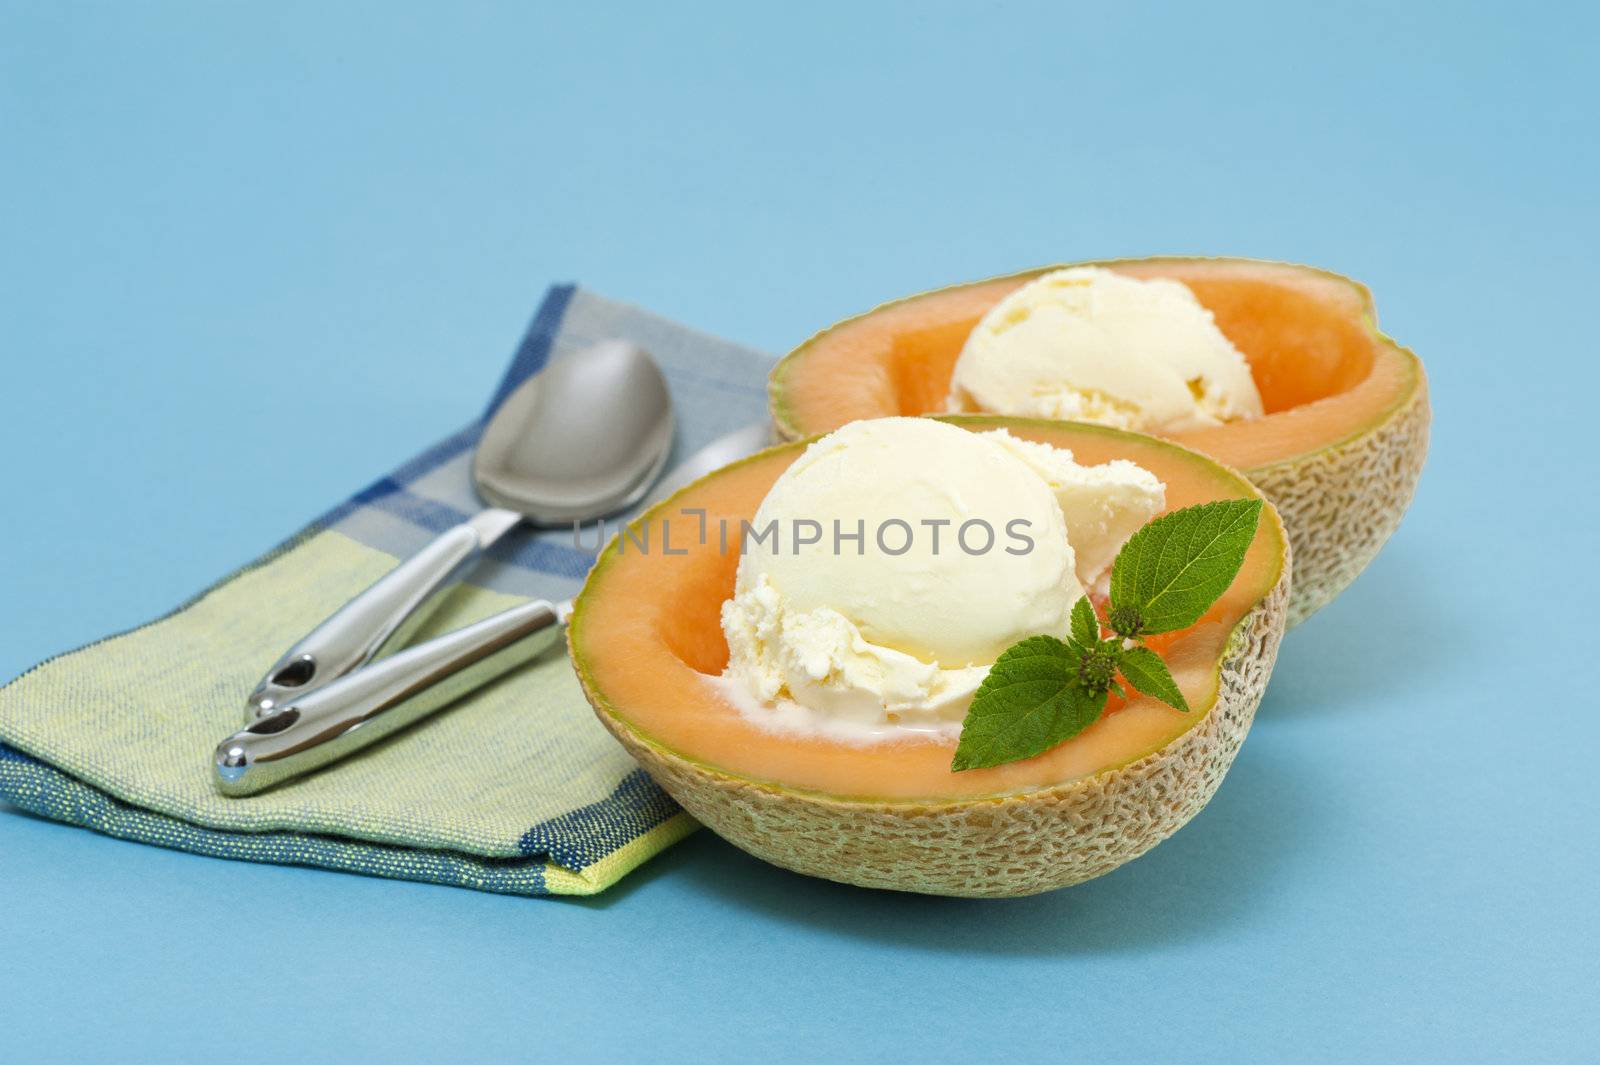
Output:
[{"left": 0, "top": 287, "right": 774, "bottom": 895}]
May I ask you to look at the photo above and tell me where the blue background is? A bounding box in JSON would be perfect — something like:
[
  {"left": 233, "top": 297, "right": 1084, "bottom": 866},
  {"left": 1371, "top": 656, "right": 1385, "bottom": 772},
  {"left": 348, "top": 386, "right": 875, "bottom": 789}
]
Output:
[{"left": 3, "top": 2, "right": 1596, "bottom": 1062}]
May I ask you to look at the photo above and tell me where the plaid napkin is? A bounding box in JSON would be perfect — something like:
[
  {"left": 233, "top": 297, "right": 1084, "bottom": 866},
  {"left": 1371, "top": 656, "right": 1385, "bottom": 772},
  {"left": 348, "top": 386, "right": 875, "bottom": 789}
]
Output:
[{"left": 0, "top": 286, "right": 774, "bottom": 896}]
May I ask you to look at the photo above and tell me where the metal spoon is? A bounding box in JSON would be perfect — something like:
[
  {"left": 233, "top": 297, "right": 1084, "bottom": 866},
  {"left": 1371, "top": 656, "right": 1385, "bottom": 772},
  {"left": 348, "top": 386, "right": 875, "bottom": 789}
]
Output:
[
  {"left": 639, "top": 421, "right": 770, "bottom": 505},
  {"left": 213, "top": 422, "right": 770, "bottom": 796},
  {"left": 245, "top": 339, "right": 674, "bottom": 718}
]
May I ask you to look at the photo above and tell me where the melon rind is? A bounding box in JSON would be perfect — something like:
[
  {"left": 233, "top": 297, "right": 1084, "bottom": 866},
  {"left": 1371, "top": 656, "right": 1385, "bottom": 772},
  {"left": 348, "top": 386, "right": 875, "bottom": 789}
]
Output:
[
  {"left": 1253, "top": 369, "right": 1428, "bottom": 626},
  {"left": 767, "top": 256, "right": 1427, "bottom": 628},
  {"left": 575, "top": 532, "right": 1290, "bottom": 898}
]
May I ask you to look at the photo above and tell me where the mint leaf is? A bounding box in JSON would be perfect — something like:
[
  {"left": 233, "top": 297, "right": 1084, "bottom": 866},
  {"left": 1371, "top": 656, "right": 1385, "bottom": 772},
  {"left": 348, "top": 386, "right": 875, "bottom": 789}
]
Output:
[
  {"left": 1108, "top": 498, "right": 1264, "bottom": 635},
  {"left": 1117, "top": 645, "right": 1190, "bottom": 712},
  {"left": 1070, "top": 596, "right": 1098, "bottom": 648},
  {"left": 951, "top": 636, "right": 1109, "bottom": 772}
]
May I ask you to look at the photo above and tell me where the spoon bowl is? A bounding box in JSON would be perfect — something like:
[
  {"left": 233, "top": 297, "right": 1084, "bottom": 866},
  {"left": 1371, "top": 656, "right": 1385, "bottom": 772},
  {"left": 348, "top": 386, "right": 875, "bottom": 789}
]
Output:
[{"left": 475, "top": 340, "right": 674, "bottom": 523}]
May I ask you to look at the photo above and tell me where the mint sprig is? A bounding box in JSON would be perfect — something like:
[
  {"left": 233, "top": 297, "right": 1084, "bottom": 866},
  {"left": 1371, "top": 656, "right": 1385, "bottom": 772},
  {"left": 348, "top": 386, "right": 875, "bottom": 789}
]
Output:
[{"left": 951, "top": 498, "right": 1263, "bottom": 772}]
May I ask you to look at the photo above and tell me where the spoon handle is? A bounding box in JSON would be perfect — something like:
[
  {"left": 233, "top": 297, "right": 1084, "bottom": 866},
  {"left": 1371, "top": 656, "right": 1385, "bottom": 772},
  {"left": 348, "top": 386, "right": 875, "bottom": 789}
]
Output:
[
  {"left": 244, "top": 508, "right": 520, "bottom": 718},
  {"left": 217, "top": 598, "right": 565, "bottom": 795}
]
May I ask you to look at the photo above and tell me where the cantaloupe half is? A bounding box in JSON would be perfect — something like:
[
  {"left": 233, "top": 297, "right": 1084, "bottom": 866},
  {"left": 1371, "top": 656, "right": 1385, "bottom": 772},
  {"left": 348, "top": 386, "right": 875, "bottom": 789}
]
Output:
[
  {"left": 767, "top": 258, "right": 1427, "bottom": 626},
  {"left": 570, "top": 417, "right": 1291, "bottom": 897}
]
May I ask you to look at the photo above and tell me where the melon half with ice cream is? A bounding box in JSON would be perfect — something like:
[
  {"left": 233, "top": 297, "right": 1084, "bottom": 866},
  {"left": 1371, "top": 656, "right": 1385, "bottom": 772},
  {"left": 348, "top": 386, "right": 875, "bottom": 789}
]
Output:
[
  {"left": 570, "top": 416, "right": 1290, "bottom": 896},
  {"left": 767, "top": 258, "right": 1427, "bottom": 626}
]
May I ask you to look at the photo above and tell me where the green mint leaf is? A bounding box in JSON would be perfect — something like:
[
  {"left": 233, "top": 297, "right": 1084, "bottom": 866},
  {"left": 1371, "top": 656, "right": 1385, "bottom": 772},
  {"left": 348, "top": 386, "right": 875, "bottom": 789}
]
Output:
[
  {"left": 1070, "top": 596, "right": 1098, "bottom": 648},
  {"left": 951, "top": 636, "right": 1109, "bottom": 772},
  {"left": 1117, "top": 645, "right": 1190, "bottom": 712},
  {"left": 1108, "top": 498, "right": 1264, "bottom": 635}
]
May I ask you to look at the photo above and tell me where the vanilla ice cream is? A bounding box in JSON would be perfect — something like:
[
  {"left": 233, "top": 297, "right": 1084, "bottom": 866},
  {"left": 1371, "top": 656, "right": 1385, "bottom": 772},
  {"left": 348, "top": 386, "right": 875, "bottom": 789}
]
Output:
[
  {"left": 947, "top": 266, "right": 1264, "bottom": 432},
  {"left": 716, "top": 417, "right": 1164, "bottom": 741}
]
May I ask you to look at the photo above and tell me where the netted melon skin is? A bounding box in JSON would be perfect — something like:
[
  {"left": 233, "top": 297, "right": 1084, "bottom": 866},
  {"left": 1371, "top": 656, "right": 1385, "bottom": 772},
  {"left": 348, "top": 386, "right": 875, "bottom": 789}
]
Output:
[
  {"left": 583, "top": 557, "right": 1289, "bottom": 898},
  {"left": 1251, "top": 376, "right": 1428, "bottom": 627}
]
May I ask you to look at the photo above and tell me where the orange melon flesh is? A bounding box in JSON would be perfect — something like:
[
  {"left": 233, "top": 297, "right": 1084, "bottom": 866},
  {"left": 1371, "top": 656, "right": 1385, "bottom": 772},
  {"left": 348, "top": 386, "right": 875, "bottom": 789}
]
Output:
[
  {"left": 770, "top": 258, "right": 1417, "bottom": 475},
  {"left": 570, "top": 418, "right": 1287, "bottom": 804}
]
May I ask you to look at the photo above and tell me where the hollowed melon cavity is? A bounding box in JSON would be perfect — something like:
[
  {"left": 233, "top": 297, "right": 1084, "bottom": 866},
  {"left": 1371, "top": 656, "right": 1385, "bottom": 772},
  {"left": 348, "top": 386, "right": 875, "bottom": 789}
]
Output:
[{"left": 770, "top": 258, "right": 1428, "bottom": 625}]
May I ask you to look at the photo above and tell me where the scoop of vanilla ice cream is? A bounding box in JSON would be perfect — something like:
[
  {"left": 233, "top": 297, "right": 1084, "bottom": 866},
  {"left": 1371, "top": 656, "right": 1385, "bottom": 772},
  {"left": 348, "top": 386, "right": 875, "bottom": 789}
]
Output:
[
  {"left": 718, "top": 417, "right": 1165, "bottom": 739},
  {"left": 948, "top": 266, "right": 1264, "bottom": 432},
  {"left": 734, "top": 418, "right": 1077, "bottom": 669}
]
